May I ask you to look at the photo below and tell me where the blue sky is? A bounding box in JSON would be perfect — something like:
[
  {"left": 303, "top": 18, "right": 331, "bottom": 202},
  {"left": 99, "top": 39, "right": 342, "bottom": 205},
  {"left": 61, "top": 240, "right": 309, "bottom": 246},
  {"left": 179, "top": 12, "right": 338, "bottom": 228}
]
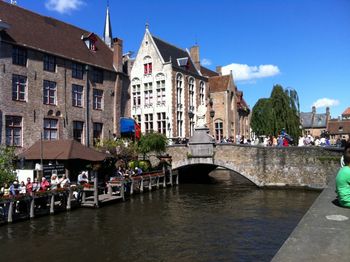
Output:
[{"left": 10, "top": 0, "right": 350, "bottom": 117}]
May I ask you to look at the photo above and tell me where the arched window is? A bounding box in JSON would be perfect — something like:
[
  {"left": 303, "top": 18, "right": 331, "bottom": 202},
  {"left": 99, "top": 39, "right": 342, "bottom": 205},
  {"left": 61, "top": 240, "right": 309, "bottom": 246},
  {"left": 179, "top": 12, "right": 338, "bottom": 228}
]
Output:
[
  {"left": 199, "top": 81, "right": 205, "bottom": 105},
  {"left": 143, "top": 56, "right": 152, "bottom": 75}
]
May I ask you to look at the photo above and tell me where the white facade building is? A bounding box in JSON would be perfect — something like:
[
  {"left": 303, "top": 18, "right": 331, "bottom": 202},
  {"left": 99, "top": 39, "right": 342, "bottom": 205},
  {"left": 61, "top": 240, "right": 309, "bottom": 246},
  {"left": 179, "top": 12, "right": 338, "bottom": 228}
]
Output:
[{"left": 130, "top": 27, "right": 213, "bottom": 138}]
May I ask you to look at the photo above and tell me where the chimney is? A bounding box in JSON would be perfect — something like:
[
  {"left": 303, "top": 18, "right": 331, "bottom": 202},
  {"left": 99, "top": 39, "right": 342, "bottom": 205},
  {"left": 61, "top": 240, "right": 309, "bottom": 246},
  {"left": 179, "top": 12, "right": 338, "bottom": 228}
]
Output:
[
  {"left": 190, "top": 45, "right": 200, "bottom": 71},
  {"left": 216, "top": 66, "right": 222, "bottom": 75},
  {"left": 312, "top": 106, "right": 316, "bottom": 114},
  {"left": 113, "top": 38, "right": 123, "bottom": 72}
]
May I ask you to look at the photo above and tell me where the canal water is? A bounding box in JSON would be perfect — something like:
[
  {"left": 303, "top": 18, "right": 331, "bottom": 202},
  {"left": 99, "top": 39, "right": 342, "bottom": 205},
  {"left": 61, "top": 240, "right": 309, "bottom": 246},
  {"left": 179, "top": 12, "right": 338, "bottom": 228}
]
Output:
[{"left": 0, "top": 170, "right": 319, "bottom": 262}]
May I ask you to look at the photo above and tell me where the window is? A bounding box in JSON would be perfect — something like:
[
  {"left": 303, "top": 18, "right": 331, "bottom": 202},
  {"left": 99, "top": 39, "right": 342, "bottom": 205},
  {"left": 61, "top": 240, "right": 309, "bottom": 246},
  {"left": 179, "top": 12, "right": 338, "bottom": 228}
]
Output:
[
  {"left": 133, "top": 115, "right": 141, "bottom": 124},
  {"left": 43, "top": 55, "right": 56, "bottom": 72},
  {"left": 93, "top": 68, "right": 103, "bottom": 83},
  {"left": 43, "top": 118, "right": 58, "bottom": 140},
  {"left": 145, "top": 114, "right": 153, "bottom": 133},
  {"left": 199, "top": 81, "right": 205, "bottom": 105},
  {"left": 72, "top": 62, "right": 84, "bottom": 79},
  {"left": 157, "top": 112, "right": 166, "bottom": 134},
  {"left": 93, "top": 89, "right": 103, "bottom": 110},
  {"left": 189, "top": 78, "right": 195, "bottom": 112},
  {"left": 132, "top": 84, "right": 141, "bottom": 108},
  {"left": 5, "top": 116, "right": 22, "bottom": 146},
  {"left": 12, "top": 46, "right": 27, "bottom": 66},
  {"left": 12, "top": 74, "right": 26, "bottom": 101},
  {"left": 43, "top": 80, "right": 56, "bottom": 105},
  {"left": 177, "top": 111, "right": 183, "bottom": 137},
  {"left": 215, "top": 121, "right": 224, "bottom": 141},
  {"left": 144, "top": 83, "right": 153, "bottom": 107},
  {"left": 144, "top": 63, "right": 152, "bottom": 75},
  {"left": 72, "top": 84, "right": 83, "bottom": 107},
  {"left": 156, "top": 80, "right": 166, "bottom": 105},
  {"left": 73, "top": 121, "right": 84, "bottom": 143},
  {"left": 190, "top": 118, "right": 195, "bottom": 137},
  {"left": 93, "top": 123, "right": 103, "bottom": 145},
  {"left": 176, "top": 74, "right": 183, "bottom": 109}
]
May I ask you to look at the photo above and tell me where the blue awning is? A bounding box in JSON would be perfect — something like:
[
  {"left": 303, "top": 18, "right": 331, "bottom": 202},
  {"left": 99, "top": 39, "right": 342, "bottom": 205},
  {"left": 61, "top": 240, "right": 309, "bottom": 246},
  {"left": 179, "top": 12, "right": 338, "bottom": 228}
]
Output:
[{"left": 120, "top": 118, "right": 135, "bottom": 133}]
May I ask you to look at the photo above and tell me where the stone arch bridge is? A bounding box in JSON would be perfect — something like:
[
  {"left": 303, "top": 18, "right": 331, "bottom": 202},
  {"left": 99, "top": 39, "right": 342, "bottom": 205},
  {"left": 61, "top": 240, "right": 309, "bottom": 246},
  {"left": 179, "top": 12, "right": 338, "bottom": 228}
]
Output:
[{"left": 166, "top": 143, "right": 342, "bottom": 189}]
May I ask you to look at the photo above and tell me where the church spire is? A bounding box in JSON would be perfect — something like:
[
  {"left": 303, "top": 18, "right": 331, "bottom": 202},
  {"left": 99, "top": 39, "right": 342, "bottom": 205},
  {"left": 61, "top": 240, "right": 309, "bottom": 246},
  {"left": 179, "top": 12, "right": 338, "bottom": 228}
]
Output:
[{"left": 103, "top": 1, "right": 113, "bottom": 48}]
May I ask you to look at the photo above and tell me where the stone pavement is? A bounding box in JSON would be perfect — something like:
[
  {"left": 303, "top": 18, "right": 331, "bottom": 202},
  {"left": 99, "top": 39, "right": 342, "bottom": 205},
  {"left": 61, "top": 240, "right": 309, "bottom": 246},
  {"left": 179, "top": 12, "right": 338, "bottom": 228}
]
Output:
[{"left": 272, "top": 175, "right": 350, "bottom": 261}]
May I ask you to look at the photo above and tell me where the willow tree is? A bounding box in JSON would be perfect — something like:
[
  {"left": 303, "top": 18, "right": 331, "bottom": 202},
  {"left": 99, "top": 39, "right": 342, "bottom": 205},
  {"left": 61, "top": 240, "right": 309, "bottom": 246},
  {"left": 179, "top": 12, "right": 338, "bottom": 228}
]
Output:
[
  {"left": 138, "top": 132, "right": 168, "bottom": 159},
  {"left": 251, "top": 84, "right": 301, "bottom": 142},
  {"left": 250, "top": 98, "right": 274, "bottom": 136}
]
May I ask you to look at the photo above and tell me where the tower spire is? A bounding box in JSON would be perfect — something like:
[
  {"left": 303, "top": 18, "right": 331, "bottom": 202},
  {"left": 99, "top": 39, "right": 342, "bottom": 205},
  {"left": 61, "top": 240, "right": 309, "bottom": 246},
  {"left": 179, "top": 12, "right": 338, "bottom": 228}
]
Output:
[{"left": 103, "top": 1, "right": 113, "bottom": 48}]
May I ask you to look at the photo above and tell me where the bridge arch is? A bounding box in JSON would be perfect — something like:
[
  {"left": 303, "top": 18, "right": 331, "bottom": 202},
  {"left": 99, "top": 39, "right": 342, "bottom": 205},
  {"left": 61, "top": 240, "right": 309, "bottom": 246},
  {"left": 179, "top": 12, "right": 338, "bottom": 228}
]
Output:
[{"left": 173, "top": 158, "right": 263, "bottom": 186}]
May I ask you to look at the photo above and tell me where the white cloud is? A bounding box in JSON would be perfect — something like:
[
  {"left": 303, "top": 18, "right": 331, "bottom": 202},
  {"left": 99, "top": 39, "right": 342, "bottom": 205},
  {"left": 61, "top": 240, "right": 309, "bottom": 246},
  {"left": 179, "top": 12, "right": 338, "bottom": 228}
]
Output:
[
  {"left": 45, "top": 0, "right": 85, "bottom": 14},
  {"left": 312, "top": 98, "right": 339, "bottom": 108},
  {"left": 201, "top": 58, "right": 212, "bottom": 66},
  {"left": 221, "top": 63, "right": 280, "bottom": 82}
]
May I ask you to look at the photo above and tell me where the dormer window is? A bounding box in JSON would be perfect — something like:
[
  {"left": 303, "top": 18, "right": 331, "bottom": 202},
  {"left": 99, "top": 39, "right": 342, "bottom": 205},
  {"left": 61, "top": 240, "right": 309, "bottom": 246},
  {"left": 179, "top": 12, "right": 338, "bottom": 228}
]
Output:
[
  {"left": 82, "top": 33, "right": 98, "bottom": 51},
  {"left": 177, "top": 57, "right": 189, "bottom": 68}
]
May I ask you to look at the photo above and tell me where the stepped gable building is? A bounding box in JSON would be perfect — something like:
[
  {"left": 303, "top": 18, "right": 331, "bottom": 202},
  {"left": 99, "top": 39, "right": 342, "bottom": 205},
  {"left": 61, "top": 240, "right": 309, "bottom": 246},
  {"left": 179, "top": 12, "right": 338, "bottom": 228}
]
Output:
[
  {"left": 300, "top": 106, "right": 331, "bottom": 137},
  {"left": 327, "top": 107, "right": 350, "bottom": 142},
  {"left": 130, "top": 26, "right": 210, "bottom": 138},
  {"left": 208, "top": 72, "right": 250, "bottom": 142},
  {"left": 0, "top": 1, "right": 128, "bottom": 150}
]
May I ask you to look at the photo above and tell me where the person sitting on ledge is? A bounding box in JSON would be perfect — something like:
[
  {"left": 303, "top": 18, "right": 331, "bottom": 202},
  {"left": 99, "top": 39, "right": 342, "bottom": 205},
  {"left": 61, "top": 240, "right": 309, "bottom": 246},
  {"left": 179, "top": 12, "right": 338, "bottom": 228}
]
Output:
[{"left": 336, "top": 143, "right": 350, "bottom": 208}]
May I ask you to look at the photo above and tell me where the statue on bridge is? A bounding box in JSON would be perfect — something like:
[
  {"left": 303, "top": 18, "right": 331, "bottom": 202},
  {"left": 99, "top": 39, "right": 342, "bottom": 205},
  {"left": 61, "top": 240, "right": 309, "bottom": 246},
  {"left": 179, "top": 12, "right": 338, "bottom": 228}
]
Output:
[{"left": 196, "top": 104, "right": 207, "bottom": 128}]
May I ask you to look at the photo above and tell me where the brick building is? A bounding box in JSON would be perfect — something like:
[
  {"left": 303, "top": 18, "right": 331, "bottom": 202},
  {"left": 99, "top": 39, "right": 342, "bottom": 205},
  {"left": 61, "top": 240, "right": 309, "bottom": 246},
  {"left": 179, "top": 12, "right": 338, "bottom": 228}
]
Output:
[
  {"left": 208, "top": 73, "right": 250, "bottom": 142},
  {"left": 0, "top": 2, "right": 129, "bottom": 150},
  {"left": 129, "top": 26, "right": 209, "bottom": 138},
  {"left": 327, "top": 107, "right": 350, "bottom": 142},
  {"left": 300, "top": 106, "right": 331, "bottom": 137}
]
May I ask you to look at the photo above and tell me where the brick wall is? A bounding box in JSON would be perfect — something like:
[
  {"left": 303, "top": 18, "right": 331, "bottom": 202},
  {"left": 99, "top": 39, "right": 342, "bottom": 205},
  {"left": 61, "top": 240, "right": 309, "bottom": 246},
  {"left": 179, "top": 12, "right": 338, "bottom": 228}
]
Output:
[{"left": 0, "top": 42, "right": 119, "bottom": 150}]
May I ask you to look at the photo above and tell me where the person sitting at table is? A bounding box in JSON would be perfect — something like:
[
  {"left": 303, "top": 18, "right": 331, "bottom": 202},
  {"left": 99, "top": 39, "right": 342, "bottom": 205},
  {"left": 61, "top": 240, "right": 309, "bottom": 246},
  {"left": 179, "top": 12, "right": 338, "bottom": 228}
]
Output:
[
  {"left": 9, "top": 180, "right": 19, "bottom": 196},
  {"left": 25, "top": 177, "right": 33, "bottom": 194},
  {"left": 32, "top": 177, "right": 41, "bottom": 192},
  {"left": 78, "top": 171, "right": 89, "bottom": 185},
  {"left": 59, "top": 174, "right": 70, "bottom": 188},
  {"left": 19, "top": 181, "right": 26, "bottom": 195},
  {"left": 40, "top": 177, "right": 50, "bottom": 191},
  {"left": 50, "top": 174, "right": 60, "bottom": 190},
  {"left": 1, "top": 183, "right": 10, "bottom": 196}
]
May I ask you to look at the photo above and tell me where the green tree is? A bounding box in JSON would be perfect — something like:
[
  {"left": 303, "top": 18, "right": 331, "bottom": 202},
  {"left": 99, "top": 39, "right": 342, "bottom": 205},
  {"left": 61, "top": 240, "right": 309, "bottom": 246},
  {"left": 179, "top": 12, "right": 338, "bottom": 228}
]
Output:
[
  {"left": 251, "top": 84, "right": 301, "bottom": 142},
  {"left": 0, "top": 146, "right": 16, "bottom": 185},
  {"left": 251, "top": 98, "right": 274, "bottom": 136},
  {"left": 138, "top": 132, "right": 167, "bottom": 159}
]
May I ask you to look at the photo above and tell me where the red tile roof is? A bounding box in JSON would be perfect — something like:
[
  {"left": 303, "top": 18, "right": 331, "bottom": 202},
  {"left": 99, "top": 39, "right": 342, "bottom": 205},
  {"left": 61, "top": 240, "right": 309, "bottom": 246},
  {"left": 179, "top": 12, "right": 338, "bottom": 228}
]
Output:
[
  {"left": 342, "top": 107, "right": 350, "bottom": 117},
  {"left": 0, "top": 1, "right": 115, "bottom": 71}
]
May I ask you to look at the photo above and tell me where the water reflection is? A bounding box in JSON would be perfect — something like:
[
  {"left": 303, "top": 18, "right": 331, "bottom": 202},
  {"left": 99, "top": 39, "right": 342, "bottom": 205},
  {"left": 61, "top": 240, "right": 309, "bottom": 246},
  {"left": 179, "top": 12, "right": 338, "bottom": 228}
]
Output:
[{"left": 0, "top": 170, "right": 318, "bottom": 262}]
